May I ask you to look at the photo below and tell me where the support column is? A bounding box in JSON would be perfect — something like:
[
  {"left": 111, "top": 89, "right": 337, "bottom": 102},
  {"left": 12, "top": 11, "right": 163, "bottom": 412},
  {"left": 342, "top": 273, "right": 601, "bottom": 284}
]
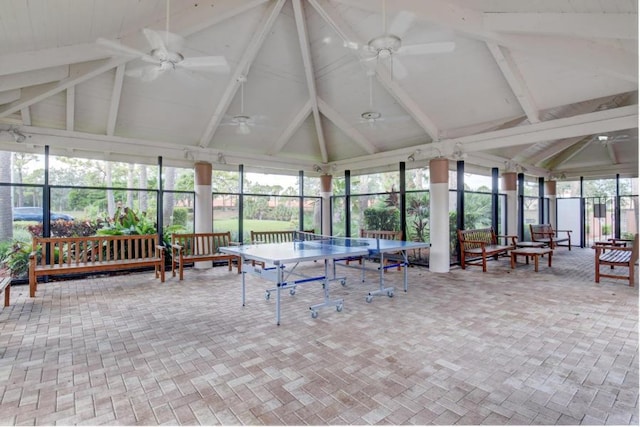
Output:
[
  {"left": 546, "top": 180, "right": 557, "bottom": 229},
  {"left": 320, "top": 174, "right": 332, "bottom": 236},
  {"left": 429, "top": 158, "right": 449, "bottom": 273},
  {"left": 502, "top": 172, "right": 517, "bottom": 238},
  {"left": 195, "top": 162, "right": 212, "bottom": 269}
]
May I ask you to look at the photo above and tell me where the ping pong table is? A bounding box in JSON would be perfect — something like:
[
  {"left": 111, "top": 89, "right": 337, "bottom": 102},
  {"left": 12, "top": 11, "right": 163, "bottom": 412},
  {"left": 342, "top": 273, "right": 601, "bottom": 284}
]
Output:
[{"left": 219, "top": 232, "right": 430, "bottom": 325}]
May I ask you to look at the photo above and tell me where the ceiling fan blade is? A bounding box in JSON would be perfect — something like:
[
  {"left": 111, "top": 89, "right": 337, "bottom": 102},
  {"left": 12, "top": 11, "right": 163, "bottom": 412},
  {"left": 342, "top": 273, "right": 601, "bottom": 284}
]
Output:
[
  {"left": 391, "top": 57, "right": 408, "bottom": 80},
  {"left": 126, "top": 65, "right": 162, "bottom": 82},
  {"left": 179, "top": 56, "right": 230, "bottom": 73},
  {"left": 388, "top": 10, "right": 415, "bottom": 37},
  {"left": 397, "top": 41, "right": 455, "bottom": 56},
  {"left": 96, "top": 37, "right": 158, "bottom": 63}
]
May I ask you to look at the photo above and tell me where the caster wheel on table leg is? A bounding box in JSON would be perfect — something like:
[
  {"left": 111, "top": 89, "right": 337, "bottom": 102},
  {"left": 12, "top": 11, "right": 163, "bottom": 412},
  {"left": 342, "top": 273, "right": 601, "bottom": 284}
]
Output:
[
  {"left": 311, "top": 310, "right": 318, "bottom": 319},
  {"left": 336, "top": 304, "right": 343, "bottom": 312},
  {"left": 289, "top": 288, "right": 296, "bottom": 296},
  {"left": 264, "top": 291, "right": 270, "bottom": 300},
  {"left": 366, "top": 295, "right": 373, "bottom": 303},
  {"left": 387, "top": 290, "right": 394, "bottom": 298}
]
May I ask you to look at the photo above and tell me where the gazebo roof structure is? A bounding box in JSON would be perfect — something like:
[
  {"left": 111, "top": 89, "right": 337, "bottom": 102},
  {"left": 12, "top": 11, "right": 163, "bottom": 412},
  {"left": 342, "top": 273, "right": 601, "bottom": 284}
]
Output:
[{"left": 0, "top": 0, "right": 637, "bottom": 179}]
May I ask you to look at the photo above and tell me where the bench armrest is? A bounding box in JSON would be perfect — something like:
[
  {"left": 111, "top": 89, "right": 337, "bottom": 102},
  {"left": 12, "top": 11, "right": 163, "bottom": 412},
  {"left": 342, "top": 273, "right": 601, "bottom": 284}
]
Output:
[{"left": 497, "top": 235, "right": 517, "bottom": 245}]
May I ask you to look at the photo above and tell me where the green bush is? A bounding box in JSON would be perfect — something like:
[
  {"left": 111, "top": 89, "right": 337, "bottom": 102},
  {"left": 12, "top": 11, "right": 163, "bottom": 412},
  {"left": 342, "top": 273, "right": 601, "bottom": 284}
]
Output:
[
  {"left": 363, "top": 207, "right": 400, "bottom": 231},
  {"left": 172, "top": 207, "right": 188, "bottom": 226},
  {"left": 98, "top": 207, "right": 157, "bottom": 235}
]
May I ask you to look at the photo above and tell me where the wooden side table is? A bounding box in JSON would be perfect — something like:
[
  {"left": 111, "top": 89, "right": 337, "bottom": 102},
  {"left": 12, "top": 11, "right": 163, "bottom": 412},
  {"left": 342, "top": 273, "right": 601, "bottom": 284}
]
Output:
[{"left": 510, "top": 247, "right": 553, "bottom": 272}]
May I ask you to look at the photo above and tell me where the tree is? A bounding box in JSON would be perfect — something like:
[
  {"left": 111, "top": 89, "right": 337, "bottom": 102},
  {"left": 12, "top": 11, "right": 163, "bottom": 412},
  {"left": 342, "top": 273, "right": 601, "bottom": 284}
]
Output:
[
  {"left": 163, "top": 167, "right": 176, "bottom": 226},
  {"left": 139, "top": 166, "right": 148, "bottom": 212},
  {"left": 12, "top": 152, "right": 37, "bottom": 206},
  {"left": 0, "top": 152, "right": 13, "bottom": 242}
]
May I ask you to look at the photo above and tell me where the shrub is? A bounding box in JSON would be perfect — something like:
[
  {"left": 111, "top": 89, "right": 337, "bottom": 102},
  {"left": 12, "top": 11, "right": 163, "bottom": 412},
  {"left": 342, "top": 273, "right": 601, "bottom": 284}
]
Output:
[
  {"left": 172, "top": 207, "right": 188, "bottom": 226},
  {"left": 363, "top": 207, "right": 400, "bottom": 231}
]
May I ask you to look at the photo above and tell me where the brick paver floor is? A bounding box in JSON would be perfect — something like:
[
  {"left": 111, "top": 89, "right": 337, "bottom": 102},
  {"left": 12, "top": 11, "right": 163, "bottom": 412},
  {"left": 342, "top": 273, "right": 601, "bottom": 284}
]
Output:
[{"left": 0, "top": 247, "right": 637, "bottom": 425}]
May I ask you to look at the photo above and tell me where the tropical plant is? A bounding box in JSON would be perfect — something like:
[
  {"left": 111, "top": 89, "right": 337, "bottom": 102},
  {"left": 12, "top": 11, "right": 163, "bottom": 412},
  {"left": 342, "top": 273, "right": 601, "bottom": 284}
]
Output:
[{"left": 97, "top": 207, "right": 157, "bottom": 235}]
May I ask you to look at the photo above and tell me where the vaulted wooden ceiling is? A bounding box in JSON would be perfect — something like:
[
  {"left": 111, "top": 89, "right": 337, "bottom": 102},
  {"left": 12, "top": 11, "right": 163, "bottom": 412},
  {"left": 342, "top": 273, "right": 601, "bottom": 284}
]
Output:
[{"left": 0, "top": 0, "right": 637, "bottom": 179}]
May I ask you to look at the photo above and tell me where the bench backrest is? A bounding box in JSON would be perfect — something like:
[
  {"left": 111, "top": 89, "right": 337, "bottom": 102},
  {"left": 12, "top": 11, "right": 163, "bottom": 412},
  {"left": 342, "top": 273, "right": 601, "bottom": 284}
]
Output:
[
  {"left": 625, "top": 233, "right": 639, "bottom": 263},
  {"left": 360, "top": 229, "right": 402, "bottom": 240},
  {"left": 172, "top": 232, "right": 231, "bottom": 256},
  {"left": 530, "top": 224, "right": 554, "bottom": 237},
  {"left": 251, "top": 230, "right": 314, "bottom": 244},
  {"left": 32, "top": 234, "right": 160, "bottom": 267},
  {"left": 457, "top": 228, "right": 497, "bottom": 249}
]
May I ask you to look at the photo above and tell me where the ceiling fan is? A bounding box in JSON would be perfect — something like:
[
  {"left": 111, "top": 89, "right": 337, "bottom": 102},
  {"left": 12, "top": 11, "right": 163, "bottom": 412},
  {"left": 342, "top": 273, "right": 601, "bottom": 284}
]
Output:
[
  {"left": 96, "top": 0, "right": 229, "bottom": 82},
  {"left": 358, "top": 70, "right": 410, "bottom": 128},
  {"left": 358, "top": 0, "right": 455, "bottom": 79},
  {"left": 222, "top": 76, "right": 263, "bottom": 135}
]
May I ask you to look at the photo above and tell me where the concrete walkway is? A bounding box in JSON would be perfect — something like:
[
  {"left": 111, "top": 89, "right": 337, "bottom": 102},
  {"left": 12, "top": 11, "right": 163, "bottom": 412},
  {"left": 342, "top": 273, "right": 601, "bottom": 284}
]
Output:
[{"left": 0, "top": 247, "right": 637, "bottom": 425}]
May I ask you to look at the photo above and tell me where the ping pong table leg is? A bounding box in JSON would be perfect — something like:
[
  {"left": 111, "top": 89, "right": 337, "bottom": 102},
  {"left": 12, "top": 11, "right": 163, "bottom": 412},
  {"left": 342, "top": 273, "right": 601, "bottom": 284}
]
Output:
[
  {"left": 402, "top": 251, "right": 408, "bottom": 292},
  {"left": 241, "top": 256, "right": 247, "bottom": 306},
  {"left": 276, "top": 267, "right": 282, "bottom": 326}
]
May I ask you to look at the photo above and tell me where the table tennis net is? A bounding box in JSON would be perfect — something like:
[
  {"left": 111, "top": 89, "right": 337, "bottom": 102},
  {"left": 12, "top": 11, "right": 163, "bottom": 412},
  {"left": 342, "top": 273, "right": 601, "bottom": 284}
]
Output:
[{"left": 293, "top": 231, "right": 370, "bottom": 247}]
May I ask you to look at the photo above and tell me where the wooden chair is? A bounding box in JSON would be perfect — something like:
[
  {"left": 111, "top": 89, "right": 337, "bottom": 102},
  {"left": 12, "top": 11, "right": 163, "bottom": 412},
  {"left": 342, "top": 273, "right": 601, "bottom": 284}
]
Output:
[
  {"left": 594, "top": 234, "right": 638, "bottom": 286},
  {"left": 529, "top": 224, "right": 572, "bottom": 250}
]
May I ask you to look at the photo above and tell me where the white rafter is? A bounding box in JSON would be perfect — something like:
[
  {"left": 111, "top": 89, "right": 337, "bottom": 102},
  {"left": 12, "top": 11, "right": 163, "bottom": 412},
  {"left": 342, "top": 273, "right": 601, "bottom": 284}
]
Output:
[
  {"left": 106, "top": 65, "right": 126, "bottom": 136},
  {"left": 317, "top": 97, "right": 378, "bottom": 155},
  {"left": 198, "top": 0, "right": 286, "bottom": 148},
  {"left": 268, "top": 100, "right": 312, "bottom": 156},
  {"left": 334, "top": 0, "right": 638, "bottom": 83},
  {"left": 66, "top": 86, "right": 75, "bottom": 131},
  {"left": 486, "top": 42, "right": 540, "bottom": 123},
  {"left": 0, "top": 58, "right": 127, "bottom": 120},
  {"left": 292, "top": 0, "right": 328, "bottom": 162},
  {"left": 309, "top": 0, "right": 440, "bottom": 140},
  {"left": 0, "top": 66, "right": 69, "bottom": 92},
  {"left": 483, "top": 13, "right": 638, "bottom": 40}
]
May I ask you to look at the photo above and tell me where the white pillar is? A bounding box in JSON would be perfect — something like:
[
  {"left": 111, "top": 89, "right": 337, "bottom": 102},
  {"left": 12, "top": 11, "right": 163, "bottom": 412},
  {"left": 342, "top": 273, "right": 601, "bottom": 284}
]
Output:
[
  {"left": 502, "top": 172, "right": 517, "bottom": 238},
  {"left": 429, "top": 158, "right": 449, "bottom": 273},
  {"left": 194, "top": 162, "right": 212, "bottom": 269},
  {"left": 320, "top": 175, "right": 332, "bottom": 236},
  {"left": 546, "top": 180, "right": 557, "bottom": 228}
]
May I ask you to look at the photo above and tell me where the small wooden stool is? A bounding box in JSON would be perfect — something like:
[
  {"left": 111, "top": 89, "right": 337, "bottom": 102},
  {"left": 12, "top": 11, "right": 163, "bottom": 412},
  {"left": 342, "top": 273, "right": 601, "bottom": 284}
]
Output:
[{"left": 510, "top": 247, "right": 553, "bottom": 272}]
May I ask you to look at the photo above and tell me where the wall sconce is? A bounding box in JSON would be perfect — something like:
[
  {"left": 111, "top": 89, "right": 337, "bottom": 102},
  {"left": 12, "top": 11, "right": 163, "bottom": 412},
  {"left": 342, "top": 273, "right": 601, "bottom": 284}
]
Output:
[
  {"left": 452, "top": 142, "right": 466, "bottom": 160},
  {"left": 313, "top": 164, "right": 323, "bottom": 173},
  {"left": 407, "top": 149, "right": 422, "bottom": 162},
  {"left": 217, "top": 152, "right": 226, "bottom": 164},
  {"left": 1, "top": 127, "right": 27, "bottom": 143}
]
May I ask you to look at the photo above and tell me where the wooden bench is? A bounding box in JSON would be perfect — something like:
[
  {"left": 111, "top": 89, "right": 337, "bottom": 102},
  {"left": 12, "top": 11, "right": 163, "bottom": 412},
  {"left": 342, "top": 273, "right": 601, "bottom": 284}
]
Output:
[
  {"left": 171, "top": 232, "right": 241, "bottom": 280},
  {"left": 0, "top": 276, "right": 10, "bottom": 307},
  {"left": 250, "top": 229, "right": 313, "bottom": 244},
  {"left": 347, "top": 229, "right": 403, "bottom": 269},
  {"left": 594, "top": 234, "right": 638, "bottom": 286},
  {"left": 250, "top": 230, "right": 314, "bottom": 266},
  {"left": 29, "top": 234, "right": 165, "bottom": 297},
  {"left": 530, "top": 224, "right": 572, "bottom": 250},
  {"left": 457, "top": 228, "right": 516, "bottom": 272}
]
